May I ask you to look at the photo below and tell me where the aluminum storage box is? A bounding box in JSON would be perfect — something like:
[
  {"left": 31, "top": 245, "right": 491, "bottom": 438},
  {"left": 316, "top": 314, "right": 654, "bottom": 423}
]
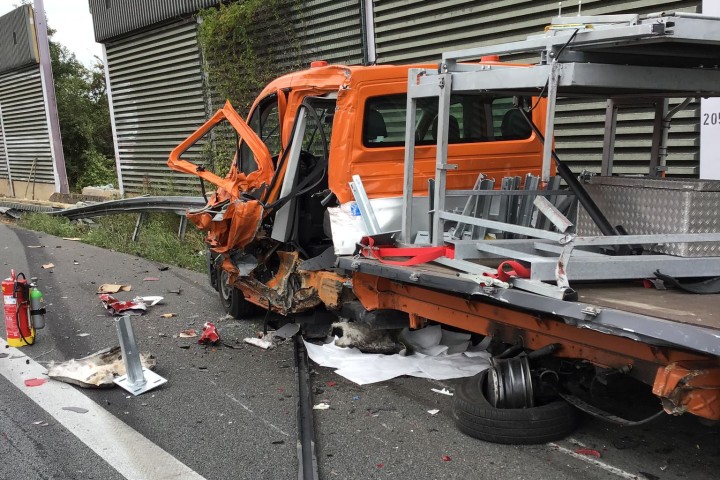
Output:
[{"left": 577, "top": 176, "right": 720, "bottom": 257}]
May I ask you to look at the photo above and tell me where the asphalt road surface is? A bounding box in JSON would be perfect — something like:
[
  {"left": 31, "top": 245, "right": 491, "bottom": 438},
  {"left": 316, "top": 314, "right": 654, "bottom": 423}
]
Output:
[{"left": 0, "top": 222, "right": 718, "bottom": 480}]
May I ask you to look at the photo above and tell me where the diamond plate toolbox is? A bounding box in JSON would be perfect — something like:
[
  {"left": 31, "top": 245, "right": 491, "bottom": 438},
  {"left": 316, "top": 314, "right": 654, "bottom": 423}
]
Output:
[{"left": 577, "top": 176, "right": 720, "bottom": 257}]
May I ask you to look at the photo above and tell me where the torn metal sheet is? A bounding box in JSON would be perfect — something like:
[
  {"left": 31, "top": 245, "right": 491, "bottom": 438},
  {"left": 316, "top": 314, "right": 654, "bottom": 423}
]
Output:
[
  {"left": 47, "top": 346, "right": 157, "bottom": 388},
  {"left": 99, "top": 294, "right": 147, "bottom": 316}
]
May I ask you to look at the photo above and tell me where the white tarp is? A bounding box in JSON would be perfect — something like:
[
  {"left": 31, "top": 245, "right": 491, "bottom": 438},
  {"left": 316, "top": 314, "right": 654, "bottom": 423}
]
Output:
[{"left": 304, "top": 325, "right": 490, "bottom": 385}]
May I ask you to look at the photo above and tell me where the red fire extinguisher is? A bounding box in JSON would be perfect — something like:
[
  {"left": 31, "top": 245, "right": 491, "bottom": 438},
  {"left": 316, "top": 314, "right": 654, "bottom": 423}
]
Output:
[{"left": 2, "top": 270, "right": 45, "bottom": 347}]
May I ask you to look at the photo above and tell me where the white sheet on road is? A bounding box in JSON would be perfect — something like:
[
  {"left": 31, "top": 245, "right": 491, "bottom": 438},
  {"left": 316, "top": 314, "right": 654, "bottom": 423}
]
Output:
[{"left": 304, "top": 325, "right": 490, "bottom": 385}]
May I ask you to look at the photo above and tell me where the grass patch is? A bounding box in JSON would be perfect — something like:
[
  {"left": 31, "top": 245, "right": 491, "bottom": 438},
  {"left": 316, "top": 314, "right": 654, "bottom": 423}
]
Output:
[{"left": 18, "top": 212, "right": 207, "bottom": 273}]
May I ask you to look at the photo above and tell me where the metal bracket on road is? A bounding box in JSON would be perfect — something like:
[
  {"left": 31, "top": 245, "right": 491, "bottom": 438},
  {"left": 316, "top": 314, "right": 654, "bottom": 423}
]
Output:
[{"left": 114, "top": 315, "right": 167, "bottom": 395}]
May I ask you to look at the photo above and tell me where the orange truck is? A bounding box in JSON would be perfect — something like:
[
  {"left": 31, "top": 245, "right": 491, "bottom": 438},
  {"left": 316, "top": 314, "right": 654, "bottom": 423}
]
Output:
[{"left": 169, "top": 13, "right": 720, "bottom": 444}]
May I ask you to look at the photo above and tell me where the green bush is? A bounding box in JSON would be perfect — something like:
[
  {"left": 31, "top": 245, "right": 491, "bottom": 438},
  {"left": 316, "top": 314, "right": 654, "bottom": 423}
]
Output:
[{"left": 77, "top": 150, "right": 117, "bottom": 189}]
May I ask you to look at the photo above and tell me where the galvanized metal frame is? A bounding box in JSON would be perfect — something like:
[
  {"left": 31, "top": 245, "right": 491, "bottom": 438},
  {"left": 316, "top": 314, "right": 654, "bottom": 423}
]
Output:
[
  {"left": 398, "top": 12, "right": 720, "bottom": 298},
  {"left": 0, "top": 104, "right": 14, "bottom": 197}
]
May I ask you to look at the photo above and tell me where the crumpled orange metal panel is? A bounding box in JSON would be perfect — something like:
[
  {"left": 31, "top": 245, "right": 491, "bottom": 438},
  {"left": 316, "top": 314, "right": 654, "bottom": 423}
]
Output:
[{"left": 653, "top": 362, "right": 720, "bottom": 420}]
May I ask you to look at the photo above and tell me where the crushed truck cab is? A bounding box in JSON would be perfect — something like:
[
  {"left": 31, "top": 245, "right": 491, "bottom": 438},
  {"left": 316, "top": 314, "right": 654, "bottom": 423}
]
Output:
[{"left": 169, "top": 61, "right": 545, "bottom": 316}]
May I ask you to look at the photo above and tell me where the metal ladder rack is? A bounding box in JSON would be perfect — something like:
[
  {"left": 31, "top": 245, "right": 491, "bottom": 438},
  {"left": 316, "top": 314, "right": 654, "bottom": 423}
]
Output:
[{"left": 399, "top": 12, "right": 720, "bottom": 298}]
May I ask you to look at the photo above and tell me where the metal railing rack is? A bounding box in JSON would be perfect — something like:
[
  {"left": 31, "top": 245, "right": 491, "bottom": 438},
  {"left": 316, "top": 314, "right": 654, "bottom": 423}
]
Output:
[{"left": 399, "top": 12, "right": 720, "bottom": 299}]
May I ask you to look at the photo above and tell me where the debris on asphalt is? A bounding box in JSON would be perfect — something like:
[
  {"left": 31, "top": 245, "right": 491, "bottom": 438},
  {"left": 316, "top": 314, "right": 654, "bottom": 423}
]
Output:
[
  {"left": 0, "top": 353, "right": 8, "bottom": 359},
  {"left": 271, "top": 440, "right": 285, "bottom": 445},
  {"left": 158, "top": 266, "right": 170, "bottom": 271},
  {"left": 32, "top": 421, "right": 49, "bottom": 426},
  {"left": 332, "top": 321, "right": 400, "bottom": 354},
  {"left": 326, "top": 381, "right": 337, "bottom": 387},
  {"left": 441, "top": 455, "right": 452, "bottom": 462},
  {"left": 24, "top": 378, "right": 47, "bottom": 387},
  {"left": 62, "top": 237, "right": 82, "bottom": 241},
  {"left": 304, "top": 325, "right": 491, "bottom": 385},
  {"left": 160, "top": 313, "right": 176, "bottom": 318},
  {"left": 27, "top": 245, "right": 45, "bottom": 249},
  {"left": 352, "top": 395, "right": 360, "bottom": 401},
  {"left": 47, "top": 346, "right": 156, "bottom": 388},
  {"left": 168, "top": 287, "right": 183, "bottom": 295},
  {"left": 143, "top": 277, "right": 160, "bottom": 281},
  {"left": 97, "top": 284, "right": 132, "bottom": 294},
  {"left": 41, "top": 263, "right": 55, "bottom": 269},
  {"left": 639, "top": 472, "right": 660, "bottom": 480},
  {"left": 575, "top": 448, "right": 602, "bottom": 458},
  {"left": 272, "top": 322, "right": 300, "bottom": 339},
  {"left": 99, "top": 294, "right": 147, "bottom": 315},
  {"left": 427, "top": 409, "right": 440, "bottom": 415},
  {"left": 139, "top": 296, "right": 163, "bottom": 306},
  {"left": 76, "top": 333, "right": 90, "bottom": 337},
  {"left": 244, "top": 336, "right": 273, "bottom": 350},
  {"left": 179, "top": 329, "right": 197, "bottom": 338},
  {"left": 313, "top": 403, "right": 330, "bottom": 410},
  {"left": 431, "top": 388, "right": 453, "bottom": 396},
  {"left": 62, "top": 406, "right": 89, "bottom": 414},
  {"left": 199, "top": 322, "right": 220, "bottom": 345}
]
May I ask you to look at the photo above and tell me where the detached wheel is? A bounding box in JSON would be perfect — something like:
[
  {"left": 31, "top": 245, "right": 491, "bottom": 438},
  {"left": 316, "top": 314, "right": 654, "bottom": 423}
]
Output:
[
  {"left": 453, "top": 370, "right": 579, "bottom": 444},
  {"left": 217, "top": 265, "right": 256, "bottom": 319}
]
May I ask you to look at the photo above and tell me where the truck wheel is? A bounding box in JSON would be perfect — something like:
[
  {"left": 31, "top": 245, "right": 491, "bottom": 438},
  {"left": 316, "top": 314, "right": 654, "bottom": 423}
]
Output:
[
  {"left": 217, "top": 267, "right": 256, "bottom": 319},
  {"left": 453, "top": 370, "right": 579, "bottom": 444}
]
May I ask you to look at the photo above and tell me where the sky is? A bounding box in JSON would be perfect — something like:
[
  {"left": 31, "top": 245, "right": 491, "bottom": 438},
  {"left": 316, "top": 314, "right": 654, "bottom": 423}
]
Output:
[{"left": 0, "top": 0, "right": 102, "bottom": 67}]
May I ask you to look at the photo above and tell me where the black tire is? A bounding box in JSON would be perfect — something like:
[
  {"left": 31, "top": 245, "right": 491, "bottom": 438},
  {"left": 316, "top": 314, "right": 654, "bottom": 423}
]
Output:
[
  {"left": 217, "top": 265, "right": 256, "bottom": 319},
  {"left": 453, "top": 370, "right": 579, "bottom": 445}
]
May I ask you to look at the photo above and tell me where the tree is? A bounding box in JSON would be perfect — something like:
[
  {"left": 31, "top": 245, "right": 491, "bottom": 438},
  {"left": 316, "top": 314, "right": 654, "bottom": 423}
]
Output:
[{"left": 49, "top": 35, "right": 115, "bottom": 190}]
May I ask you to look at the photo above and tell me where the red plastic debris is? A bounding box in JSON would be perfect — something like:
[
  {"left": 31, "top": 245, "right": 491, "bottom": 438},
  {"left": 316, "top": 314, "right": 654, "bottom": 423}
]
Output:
[
  {"left": 24, "top": 378, "right": 47, "bottom": 387},
  {"left": 326, "top": 381, "right": 337, "bottom": 387},
  {"left": 376, "top": 464, "right": 384, "bottom": 469},
  {"left": 441, "top": 455, "right": 452, "bottom": 462},
  {"left": 575, "top": 448, "right": 602, "bottom": 458},
  {"left": 99, "top": 294, "right": 146, "bottom": 316},
  {"left": 143, "top": 277, "right": 160, "bottom": 281},
  {"left": 198, "top": 322, "right": 220, "bottom": 345}
]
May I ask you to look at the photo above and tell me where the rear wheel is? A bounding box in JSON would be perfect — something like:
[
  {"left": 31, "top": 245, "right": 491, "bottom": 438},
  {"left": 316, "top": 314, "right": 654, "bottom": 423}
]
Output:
[
  {"left": 217, "top": 264, "right": 256, "bottom": 319},
  {"left": 453, "top": 370, "right": 579, "bottom": 444}
]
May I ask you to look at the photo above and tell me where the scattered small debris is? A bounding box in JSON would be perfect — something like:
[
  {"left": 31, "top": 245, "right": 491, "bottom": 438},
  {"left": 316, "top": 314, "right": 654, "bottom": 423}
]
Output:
[
  {"left": 575, "top": 448, "right": 602, "bottom": 458},
  {"left": 199, "top": 322, "right": 221, "bottom": 345},
  {"left": 48, "top": 346, "right": 156, "bottom": 388},
  {"left": 271, "top": 440, "right": 285, "bottom": 445},
  {"left": 158, "top": 266, "right": 170, "bottom": 271},
  {"left": 326, "top": 381, "right": 337, "bottom": 387},
  {"left": 160, "top": 313, "right": 177, "bottom": 318},
  {"left": 0, "top": 353, "right": 8, "bottom": 359},
  {"left": 73, "top": 261, "right": 79, "bottom": 265},
  {"left": 97, "top": 284, "right": 132, "bottom": 294},
  {"left": 27, "top": 245, "right": 45, "bottom": 249},
  {"left": 41, "top": 263, "right": 55, "bottom": 269},
  {"left": 639, "top": 472, "right": 660, "bottom": 480},
  {"left": 62, "top": 237, "right": 82, "bottom": 241},
  {"left": 179, "top": 329, "right": 197, "bottom": 338},
  {"left": 178, "top": 345, "right": 191, "bottom": 349},
  {"left": 427, "top": 409, "right": 440, "bottom": 415},
  {"left": 24, "top": 378, "right": 47, "bottom": 387},
  {"left": 431, "top": 388, "right": 453, "bottom": 396},
  {"left": 62, "top": 406, "right": 89, "bottom": 414},
  {"left": 313, "top": 403, "right": 331, "bottom": 410},
  {"left": 139, "top": 296, "right": 163, "bottom": 306},
  {"left": 441, "top": 455, "right": 452, "bottom": 462},
  {"left": 168, "top": 287, "right": 183, "bottom": 295},
  {"left": 99, "top": 294, "right": 146, "bottom": 316},
  {"left": 376, "top": 464, "right": 384, "bottom": 469},
  {"left": 32, "top": 421, "right": 49, "bottom": 426},
  {"left": 352, "top": 395, "right": 360, "bottom": 401},
  {"left": 244, "top": 336, "right": 273, "bottom": 350},
  {"left": 272, "top": 323, "right": 300, "bottom": 339},
  {"left": 143, "top": 277, "right": 160, "bottom": 282},
  {"left": 76, "top": 333, "right": 90, "bottom": 337}
]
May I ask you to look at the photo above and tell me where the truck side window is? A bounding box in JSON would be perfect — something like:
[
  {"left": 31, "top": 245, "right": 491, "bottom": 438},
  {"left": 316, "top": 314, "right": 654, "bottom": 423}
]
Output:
[
  {"left": 362, "top": 94, "right": 531, "bottom": 147},
  {"left": 239, "top": 94, "right": 281, "bottom": 174}
]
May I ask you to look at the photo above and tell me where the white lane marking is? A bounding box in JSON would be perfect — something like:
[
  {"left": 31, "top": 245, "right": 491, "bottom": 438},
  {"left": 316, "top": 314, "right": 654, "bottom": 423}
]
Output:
[
  {"left": 549, "top": 442, "right": 638, "bottom": 479},
  {"left": 0, "top": 339, "right": 206, "bottom": 480}
]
